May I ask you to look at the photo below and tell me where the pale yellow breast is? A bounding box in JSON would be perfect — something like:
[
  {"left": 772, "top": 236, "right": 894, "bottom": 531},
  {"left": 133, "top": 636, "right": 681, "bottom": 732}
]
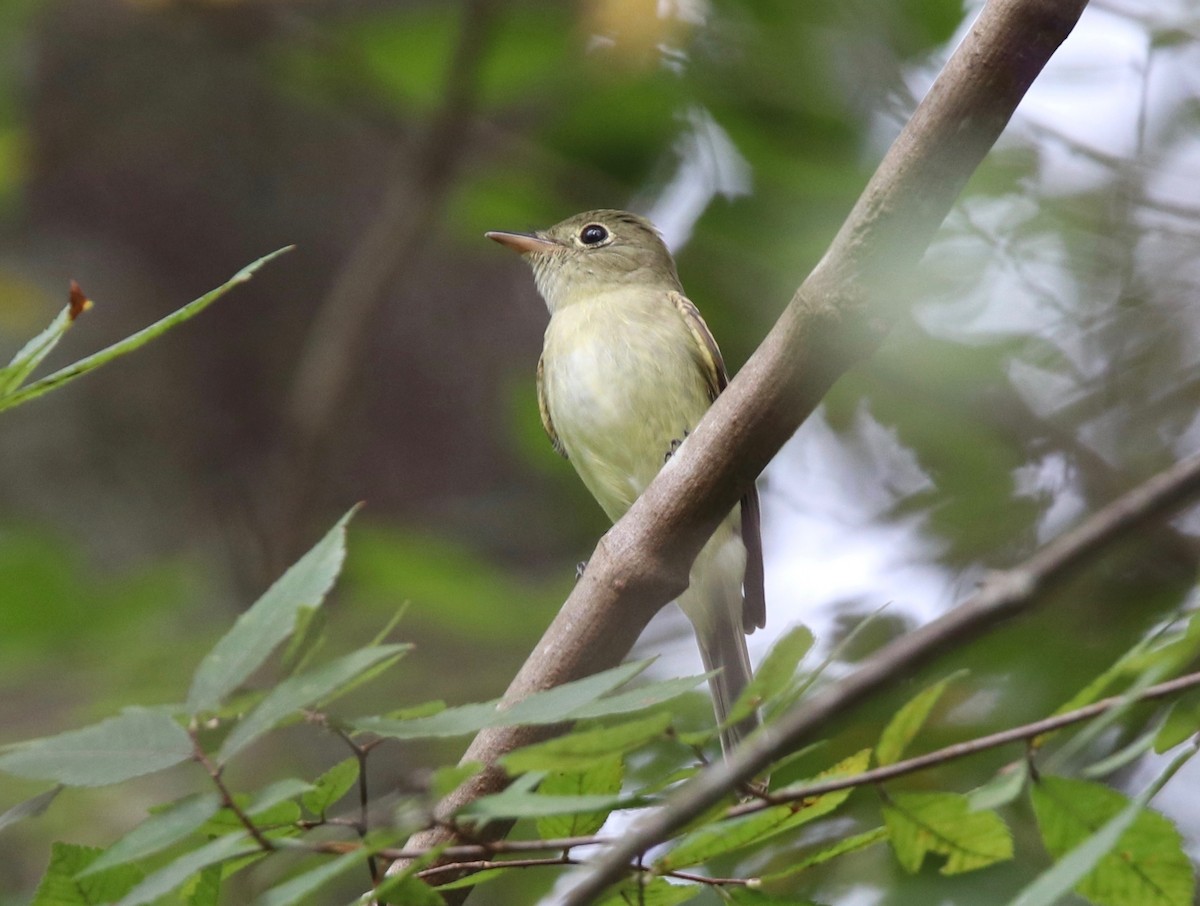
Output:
[{"left": 541, "top": 288, "right": 713, "bottom": 521}]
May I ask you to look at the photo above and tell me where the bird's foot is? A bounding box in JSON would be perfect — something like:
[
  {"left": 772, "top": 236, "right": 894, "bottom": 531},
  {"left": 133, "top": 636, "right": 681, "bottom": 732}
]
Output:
[{"left": 663, "top": 429, "right": 690, "bottom": 463}]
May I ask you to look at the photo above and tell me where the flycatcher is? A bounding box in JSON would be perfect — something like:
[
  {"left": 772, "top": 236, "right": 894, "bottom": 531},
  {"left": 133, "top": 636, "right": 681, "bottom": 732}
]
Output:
[{"left": 487, "top": 209, "right": 765, "bottom": 756}]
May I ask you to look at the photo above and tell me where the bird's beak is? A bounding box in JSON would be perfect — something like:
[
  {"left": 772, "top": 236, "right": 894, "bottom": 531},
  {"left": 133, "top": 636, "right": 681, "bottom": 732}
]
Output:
[{"left": 485, "top": 230, "right": 559, "bottom": 256}]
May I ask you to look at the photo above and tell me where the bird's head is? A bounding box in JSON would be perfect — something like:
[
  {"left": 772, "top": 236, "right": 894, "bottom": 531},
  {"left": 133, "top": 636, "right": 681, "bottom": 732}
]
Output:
[{"left": 486, "top": 209, "right": 681, "bottom": 312}]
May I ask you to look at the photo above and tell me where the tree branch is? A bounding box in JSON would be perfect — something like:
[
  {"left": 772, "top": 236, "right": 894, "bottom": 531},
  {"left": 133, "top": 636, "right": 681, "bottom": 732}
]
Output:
[{"left": 392, "top": 0, "right": 1091, "bottom": 892}]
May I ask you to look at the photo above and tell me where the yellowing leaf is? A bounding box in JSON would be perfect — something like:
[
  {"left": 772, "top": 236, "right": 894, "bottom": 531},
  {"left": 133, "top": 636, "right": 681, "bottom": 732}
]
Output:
[
  {"left": 876, "top": 672, "right": 964, "bottom": 766},
  {"left": 1031, "top": 775, "right": 1195, "bottom": 906},
  {"left": 882, "top": 790, "right": 1012, "bottom": 875}
]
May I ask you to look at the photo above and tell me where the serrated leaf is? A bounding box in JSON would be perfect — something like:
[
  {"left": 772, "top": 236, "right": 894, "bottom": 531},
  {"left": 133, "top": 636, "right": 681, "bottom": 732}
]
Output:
[
  {"left": 114, "top": 833, "right": 259, "bottom": 906},
  {"left": 303, "top": 758, "right": 359, "bottom": 816},
  {"left": 658, "top": 749, "right": 871, "bottom": 871},
  {"left": 877, "top": 671, "right": 965, "bottom": 766},
  {"left": 219, "top": 644, "right": 406, "bottom": 762},
  {"left": 0, "top": 249, "right": 290, "bottom": 415},
  {"left": 759, "top": 827, "right": 890, "bottom": 884},
  {"left": 31, "top": 842, "right": 143, "bottom": 906},
  {"left": 79, "top": 793, "right": 221, "bottom": 876},
  {"left": 354, "top": 661, "right": 650, "bottom": 739},
  {"left": 536, "top": 756, "right": 624, "bottom": 839},
  {"left": 1026, "top": 773, "right": 1195, "bottom": 906},
  {"left": 0, "top": 708, "right": 192, "bottom": 787},
  {"left": 729, "top": 625, "right": 814, "bottom": 724},
  {"left": 502, "top": 713, "right": 671, "bottom": 774},
  {"left": 882, "top": 790, "right": 1012, "bottom": 874},
  {"left": 0, "top": 785, "right": 61, "bottom": 833},
  {"left": 594, "top": 877, "right": 699, "bottom": 905},
  {"left": 188, "top": 507, "right": 359, "bottom": 716}
]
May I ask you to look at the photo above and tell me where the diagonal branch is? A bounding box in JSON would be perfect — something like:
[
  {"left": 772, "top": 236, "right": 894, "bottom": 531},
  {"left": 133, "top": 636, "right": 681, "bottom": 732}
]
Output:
[{"left": 392, "top": 0, "right": 1092, "bottom": 894}]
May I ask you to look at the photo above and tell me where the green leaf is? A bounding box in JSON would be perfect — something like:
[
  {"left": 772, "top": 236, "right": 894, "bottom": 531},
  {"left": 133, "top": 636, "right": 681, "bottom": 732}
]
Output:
[
  {"left": 432, "top": 867, "right": 508, "bottom": 891},
  {"left": 1084, "top": 729, "right": 1157, "bottom": 779},
  {"left": 876, "top": 671, "right": 965, "bottom": 766},
  {"left": 188, "top": 506, "right": 359, "bottom": 716},
  {"left": 0, "top": 248, "right": 290, "bottom": 414},
  {"left": 1026, "top": 773, "right": 1195, "bottom": 906},
  {"left": 182, "top": 864, "right": 221, "bottom": 906},
  {"left": 594, "top": 877, "right": 699, "bottom": 905},
  {"left": 0, "top": 287, "right": 87, "bottom": 396},
  {"left": 503, "top": 713, "right": 671, "bottom": 774},
  {"left": 248, "top": 779, "right": 314, "bottom": 815},
  {"left": 219, "top": 644, "right": 406, "bottom": 762},
  {"left": 431, "top": 761, "right": 485, "bottom": 799},
  {"left": 376, "top": 875, "right": 446, "bottom": 905},
  {"left": 882, "top": 790, "right": 1013, "bottom": 874},
  {"left": 113, "top": 833, "right": 258, "bottom": 906},
  {"left": 0, "top": 785, "right": 61, "bottom": 833},
  {"left": 253, "top": 834, "right": 398, "bottom": 906},
  {"left": 31, "top": 842, "right": 143, "bottom": 906},
  {"left": 79, "top": 793, "right": 221, "bottom": 876},
  {"left": 1155, "top": 687, "right": 1200, "bottom": 754},
  {"left": 302, "top": 758, "right": 359, "bottom": 816},
  {"left": 536, "top": 756, "right": 624, "bottom": 839},
  {"left": 353, "top": 660, "right": 650, "bottom": 739},
  {"left": 967, "top": 761, "right": 1029, "bottom": 812},
  {"left": 459, "top": 788, "right": 636, "bottom": 822},
  {"left": 730, "top": 625, "right": 814, "bottom": 723},
  {"left": 567, "top": 674, "right": 707, "bottom": 720},
  {"left": 759, "top": 827, "right": 890, "bottom": 884},
  {"left": 0, "top": 708, "right": 192, "bottom": 787},
  {"left": 658, "top": 749, "right": 871, "bottom": 871},
  {"left": 278, "top": 606, "right": 325, "bottom": 677}
]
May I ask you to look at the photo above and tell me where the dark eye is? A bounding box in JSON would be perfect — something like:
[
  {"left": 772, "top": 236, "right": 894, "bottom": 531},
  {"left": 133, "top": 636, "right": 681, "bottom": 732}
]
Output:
[{"left": 580, "top": 224, "right": 608, "bottom": 245}]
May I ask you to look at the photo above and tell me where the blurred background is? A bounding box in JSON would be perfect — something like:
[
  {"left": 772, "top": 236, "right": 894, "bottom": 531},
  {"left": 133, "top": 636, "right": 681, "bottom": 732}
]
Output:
[{"left": 1, "top": 0, "right": 1199, "bottom": 903}]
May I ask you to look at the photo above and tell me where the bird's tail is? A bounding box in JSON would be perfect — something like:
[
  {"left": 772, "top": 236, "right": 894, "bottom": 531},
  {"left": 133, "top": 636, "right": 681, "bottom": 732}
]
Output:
[{"left": 678, "top": 525, "right": 759, "bottom": 759}]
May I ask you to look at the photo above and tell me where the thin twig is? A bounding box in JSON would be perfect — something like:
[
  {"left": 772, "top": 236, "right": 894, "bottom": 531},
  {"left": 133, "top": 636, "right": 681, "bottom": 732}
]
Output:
[
  {"left": 190, "top": 731, "right": 275, "bottom": 852},
  {"left": 728, "top": 669, "right": 1200, "bottom": 818}
]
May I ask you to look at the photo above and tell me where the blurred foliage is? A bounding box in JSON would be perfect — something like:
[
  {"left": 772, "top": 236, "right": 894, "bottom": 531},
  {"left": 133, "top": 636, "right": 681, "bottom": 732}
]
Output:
[{"left": 1, "top": 0, "right": 1198, "bottom": 903}]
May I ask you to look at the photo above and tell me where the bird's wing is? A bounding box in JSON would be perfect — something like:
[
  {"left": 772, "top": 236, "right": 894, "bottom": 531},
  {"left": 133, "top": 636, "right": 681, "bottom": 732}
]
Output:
[
  {"left": 536, "top": 351, "right": 568, "bottom": 459},
  {"left": 668, "top": 291, "right": 766, "bottom": 632},
  {"left": 668, "top": 291, "right": 727, "bottom": 400}
]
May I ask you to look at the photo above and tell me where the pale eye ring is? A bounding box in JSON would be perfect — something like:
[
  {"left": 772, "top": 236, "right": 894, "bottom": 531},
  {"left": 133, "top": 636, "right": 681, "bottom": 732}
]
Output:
[{"left": 580, "top": 224, "right": 609, "bottom": 245}]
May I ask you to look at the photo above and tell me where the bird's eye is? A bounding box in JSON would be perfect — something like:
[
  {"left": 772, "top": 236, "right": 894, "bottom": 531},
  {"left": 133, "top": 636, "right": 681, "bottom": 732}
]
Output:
[{"left": 579, "top": 224, "right": 609, "bottom": 245}]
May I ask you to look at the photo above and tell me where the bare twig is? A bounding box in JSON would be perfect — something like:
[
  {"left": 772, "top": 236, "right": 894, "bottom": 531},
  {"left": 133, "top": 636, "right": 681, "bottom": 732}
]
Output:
[
  {"left": 727, "top": 668, "right": 1200, "bottom": 819},
  {"left": 191, "top": 731, "right": 275, "bottom": 852},
  {"left": 394, "top": 1, "right": 1094, "bottom": 894}
]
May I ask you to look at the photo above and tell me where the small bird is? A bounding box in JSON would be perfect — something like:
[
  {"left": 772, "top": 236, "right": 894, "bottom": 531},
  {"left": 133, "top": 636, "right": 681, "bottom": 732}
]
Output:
[{"left": 487, "top": 210, "right": 766, "bottom": 757}]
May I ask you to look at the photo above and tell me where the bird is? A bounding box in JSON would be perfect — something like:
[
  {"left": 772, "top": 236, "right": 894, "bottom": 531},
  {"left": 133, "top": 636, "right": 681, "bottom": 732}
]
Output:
[{"left": 486, "top": 209, "right": 765, "bottom": 757}]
